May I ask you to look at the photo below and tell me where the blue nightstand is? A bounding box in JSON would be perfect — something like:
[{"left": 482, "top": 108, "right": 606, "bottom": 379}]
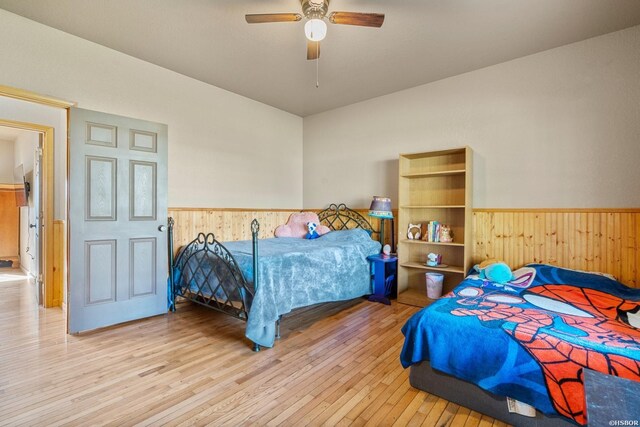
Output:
[{"left": 366, "top": 254, "right": 397, "bottom": 305}]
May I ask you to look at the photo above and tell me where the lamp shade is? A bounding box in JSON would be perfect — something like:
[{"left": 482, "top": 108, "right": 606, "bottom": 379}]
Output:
[{"left": 368, "top": 196, "right": 393, "bottom": 219}]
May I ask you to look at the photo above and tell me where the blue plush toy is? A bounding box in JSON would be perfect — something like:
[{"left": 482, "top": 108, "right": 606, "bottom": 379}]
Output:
[
  {"left": 306, "top": 222, "right": 320, "bottom": 239},
  {"left": 474, "top": 259, "right": 515, "bottom": 284}
]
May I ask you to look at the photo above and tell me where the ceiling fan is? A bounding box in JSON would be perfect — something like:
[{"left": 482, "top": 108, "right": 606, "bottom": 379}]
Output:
[{"left": 246, "top": 0, "right": 385, "bottom": 60}]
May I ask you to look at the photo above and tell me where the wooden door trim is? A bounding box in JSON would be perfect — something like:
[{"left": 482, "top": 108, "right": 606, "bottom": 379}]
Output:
[
  {"left": 0, "top": 85, "right": 74, "bottom": 109},
  {"left": 0, "top": 118, "right": 57, "bottom": 307}
]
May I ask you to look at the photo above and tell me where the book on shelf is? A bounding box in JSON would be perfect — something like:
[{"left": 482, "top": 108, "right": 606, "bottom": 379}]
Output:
[
  {"left": 425, "top": 221, "right": 441, "bottom": 243},
  {"left": 419, "top": 221, "right": 454, "bottom": 243}
]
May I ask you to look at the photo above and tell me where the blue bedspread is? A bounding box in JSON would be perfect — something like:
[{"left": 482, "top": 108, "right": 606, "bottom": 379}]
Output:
[
  {"left": 400, "top": 264, "right": 640, "bottom": 425},
  {"left": 218, "top": 229, "right": 380, "bottom": 348}
]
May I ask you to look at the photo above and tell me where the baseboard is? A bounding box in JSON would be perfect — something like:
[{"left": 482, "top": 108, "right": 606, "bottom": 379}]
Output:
[{"left": 20, "top": 265, "right": 36, "bottom": 279}]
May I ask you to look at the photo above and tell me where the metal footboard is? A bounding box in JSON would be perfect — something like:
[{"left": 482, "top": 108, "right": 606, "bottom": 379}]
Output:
[{"left": 168, "top": 218, "right": 260, "bottom": 340}]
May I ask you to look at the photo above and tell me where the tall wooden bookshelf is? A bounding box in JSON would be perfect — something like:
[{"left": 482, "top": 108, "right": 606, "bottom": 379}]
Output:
[{"left": 397, "top": 147, "right": 472, "bottom": 307}]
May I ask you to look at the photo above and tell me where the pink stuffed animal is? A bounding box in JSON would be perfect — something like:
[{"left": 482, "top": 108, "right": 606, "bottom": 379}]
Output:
[{"left": 274, "top": 212, "right": 330, "bottom": 238}]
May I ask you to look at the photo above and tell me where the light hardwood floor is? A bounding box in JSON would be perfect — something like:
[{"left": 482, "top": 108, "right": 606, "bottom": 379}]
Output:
[{"left": 0, "top": 272, "right": 507, "bottom": 426}]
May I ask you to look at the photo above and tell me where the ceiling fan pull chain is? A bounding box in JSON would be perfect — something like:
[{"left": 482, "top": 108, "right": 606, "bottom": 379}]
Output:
[{"left": 316, "top": 45, "right": 320, "bottom": 88}]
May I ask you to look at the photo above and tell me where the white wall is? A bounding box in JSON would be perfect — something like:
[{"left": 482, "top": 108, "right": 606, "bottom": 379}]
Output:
[
  {"left": 3, "top": 9, "right": 637, "bottom": 212},
  {"left": 14, "top": 131, "right": 39, "bottom": 276},
  {"left": 0, "top": 139, "right": 15, "bottom": 183},
  {"left": 0, "top": 9, "right": 303, "bottom": 211},
  {"left": 303, "top": 25, "right": 640, "bottom": 209},
  {"left": 14, "top": 131, "right": 38, "bottom": 176}
]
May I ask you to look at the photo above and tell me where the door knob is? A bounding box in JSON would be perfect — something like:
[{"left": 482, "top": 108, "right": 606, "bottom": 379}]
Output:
[{"left": 158, "top": 225, "right": 167, "bottom": 232}]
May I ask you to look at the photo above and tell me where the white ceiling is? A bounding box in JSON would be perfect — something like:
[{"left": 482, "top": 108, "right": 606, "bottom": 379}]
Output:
[{"left": 1, "top": 0, "right": 640, "bottom": 117}]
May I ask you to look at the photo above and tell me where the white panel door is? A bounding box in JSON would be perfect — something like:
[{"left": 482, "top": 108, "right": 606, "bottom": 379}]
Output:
[{"left": 68, "top": 108, "right": 168, "bottom": 333}]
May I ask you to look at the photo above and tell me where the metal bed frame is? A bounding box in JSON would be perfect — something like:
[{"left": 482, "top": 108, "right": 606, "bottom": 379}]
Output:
[{"left": 168, "top": 204, "right": 377, "bottom": 351}]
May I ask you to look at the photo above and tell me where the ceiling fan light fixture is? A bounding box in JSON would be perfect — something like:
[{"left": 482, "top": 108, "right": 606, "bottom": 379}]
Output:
[{"left": 304, "top": 19, "right": 327, "bottom": 41}]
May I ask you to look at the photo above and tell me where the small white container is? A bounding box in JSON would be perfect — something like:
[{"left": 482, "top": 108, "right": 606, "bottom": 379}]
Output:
[{"left": 425, "top": 272, "right": 444, "bottom": 299}]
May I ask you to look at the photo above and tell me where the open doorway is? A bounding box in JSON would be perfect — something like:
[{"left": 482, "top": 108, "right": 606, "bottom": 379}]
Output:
[
  {"left": 0, "top": 86, "right": 73, "bottom": 312},
  {"left": 0, "top": 116, "right": 59, "bottom": 309},
  {"left": 0, "top": 125, "right": 43, "bottom": 303}
]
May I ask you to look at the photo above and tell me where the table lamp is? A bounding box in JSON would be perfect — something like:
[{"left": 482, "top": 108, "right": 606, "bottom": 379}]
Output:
[{"left": 368, "top": 196, "right": 395, "bottom": 253}]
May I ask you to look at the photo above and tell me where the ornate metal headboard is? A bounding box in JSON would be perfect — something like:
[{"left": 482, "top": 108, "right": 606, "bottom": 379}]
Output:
[{"left": 317, "top": 203, "right": 377, "bottom": 235}]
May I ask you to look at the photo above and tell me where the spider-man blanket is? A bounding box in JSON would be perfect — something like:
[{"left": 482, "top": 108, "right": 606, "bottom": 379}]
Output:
[{"left": 400, "top": 264, "right": 640, "bottom": 425}]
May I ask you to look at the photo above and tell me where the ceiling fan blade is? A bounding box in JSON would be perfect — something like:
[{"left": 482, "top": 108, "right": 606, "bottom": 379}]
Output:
[
  {"left": 328, "top": 12, "right": 385, "bottom": 28},
  {"left": 307, "top": 40, "right": 320, "bottom": 60},
  {"left": 245, "top": 13, "right": 302, "bottom": 24}
]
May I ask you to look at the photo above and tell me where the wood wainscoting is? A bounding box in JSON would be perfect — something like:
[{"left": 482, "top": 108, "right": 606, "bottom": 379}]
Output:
[
  {"left": 168, "top": 207, "right": 396, "bottom": 254},
  {"left": 168, "top": 207, "right": 638, "bottom": 288},
  {"left": 472, "top": 209, "right": 640, "bottom": 288},
  {"left": 168, "top": 208, "right": 298, "bottom": 251}
]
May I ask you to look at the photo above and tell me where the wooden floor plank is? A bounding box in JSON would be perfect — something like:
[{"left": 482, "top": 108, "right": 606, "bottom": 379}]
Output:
[
  {"left": 450, "top": 405, "right": 472, "bottom": 427},
  {"left": 420, "top": 397, "right": 451, "bottom": 426},
  {"left": 0, "top": 271, "right": 506, "bottom": 426},
  {"left": 406, "top": 393, "right": 439, "bottom": 427},
  {"left": 435, "top": 401, "right": 461, "bottom": 426},
  {"left": 391, "top": 391, "right": 428, "bottom": 426},
  {"left": 478, "top": 414, "right": 497, "bottom": 427}
]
